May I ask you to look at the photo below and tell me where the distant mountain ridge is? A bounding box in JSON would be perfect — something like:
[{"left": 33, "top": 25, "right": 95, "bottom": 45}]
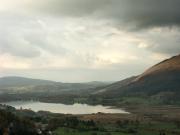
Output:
[
  {"left": 0, "top": 76, "right": 109, "bottom": 96},
  {"left": 0, "top": 76, "right": 57, "bottom": 87}
]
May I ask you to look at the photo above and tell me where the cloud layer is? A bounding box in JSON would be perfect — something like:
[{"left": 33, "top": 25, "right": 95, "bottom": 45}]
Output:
[{"left": 0, "top": 0, "right": 180, "bottom": 82}]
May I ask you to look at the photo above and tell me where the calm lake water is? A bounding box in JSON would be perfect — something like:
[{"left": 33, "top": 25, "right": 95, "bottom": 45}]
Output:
[{"left": 3, "top": 101, "right": 128, "bottom": 114}]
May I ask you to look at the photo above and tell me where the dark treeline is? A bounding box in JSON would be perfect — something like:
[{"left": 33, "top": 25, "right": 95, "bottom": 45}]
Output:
[{"left": 0, "top": 108, "right": 37, "bottom": 135}]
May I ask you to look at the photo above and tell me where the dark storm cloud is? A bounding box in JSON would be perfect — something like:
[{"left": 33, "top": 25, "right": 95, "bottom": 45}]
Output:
[{"left": 31, "top": 0, "right": 180, "bottom": 29}]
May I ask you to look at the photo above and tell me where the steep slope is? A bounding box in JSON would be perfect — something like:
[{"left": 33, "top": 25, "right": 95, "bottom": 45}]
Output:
[
  {"left": 95, "top": 54, "right": 180, "bottom": 105},
  {"left": 93, "top": 76, "right": 137, "bottom": 94},
  {"left": 135, "top": 55, "right": 180, "bottom": 81}
]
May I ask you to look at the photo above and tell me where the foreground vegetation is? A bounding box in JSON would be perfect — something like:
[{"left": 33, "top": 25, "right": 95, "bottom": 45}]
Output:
[
  {"left": 52, "top": 113, "right": 180, "bottom": 135},
  {"left": 1, "top": 104, "right": 180, "bottom": 135}
]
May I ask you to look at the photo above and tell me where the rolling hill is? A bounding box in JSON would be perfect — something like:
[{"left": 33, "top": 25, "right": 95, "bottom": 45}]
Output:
[
  {"left": 0, "top": 76, "right": 110, "bottom": 103},
  {"left": 94, "top": 54, "right": 180, "bottom": 105},
  {"left": 0, "top": 76, "right": 109, "bottom": 95},
  {"left": 0, "top": 76, "right": 56, "bottom": 87}
]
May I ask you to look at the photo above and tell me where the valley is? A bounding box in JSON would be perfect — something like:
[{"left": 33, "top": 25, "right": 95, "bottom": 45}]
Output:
[{"left": 1, "top": 55, "right": 180, "bottom": 107}]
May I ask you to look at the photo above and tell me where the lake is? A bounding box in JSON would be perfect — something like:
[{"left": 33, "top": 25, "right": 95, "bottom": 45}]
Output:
[{"left": 3, "top": 101, "right": 129, "bottom": 114}]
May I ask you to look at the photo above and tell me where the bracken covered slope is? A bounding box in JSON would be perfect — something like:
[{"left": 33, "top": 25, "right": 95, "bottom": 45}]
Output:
[{"left": 95, "top": 54, "right": 180, "bottom": 104}]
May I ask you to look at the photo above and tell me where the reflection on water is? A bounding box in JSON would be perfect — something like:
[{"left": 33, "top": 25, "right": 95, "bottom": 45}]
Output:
[{"left": 3, "top": 101, "right": 129, "bottom": 114}]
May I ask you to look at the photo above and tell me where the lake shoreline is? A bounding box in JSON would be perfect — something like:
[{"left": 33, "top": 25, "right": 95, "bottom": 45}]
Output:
[{"left": 2, "top": 100, "right": 129, "bottom": 114}]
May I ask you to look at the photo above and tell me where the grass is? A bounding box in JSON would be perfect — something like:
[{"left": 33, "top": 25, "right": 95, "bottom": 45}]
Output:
[
  {"left": 54, "top": 127, "right": 132, "bottom": 135},
  {"left": 51, "top": 105, "right": 180, "bottom": 135},
  {"left": 54, "top": 121, "right": 179, "bottom": 135}
]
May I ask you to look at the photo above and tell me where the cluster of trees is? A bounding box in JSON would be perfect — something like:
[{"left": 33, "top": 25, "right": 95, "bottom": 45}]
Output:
[
  {"left": 115, "top": 120, "right": 140, "bottom": 134},
  {"left": 0, "top": 109, "right": 38, "bottom": 135},
  {"left": 48, "top": 116, "right": 97, "bottom": 131}
]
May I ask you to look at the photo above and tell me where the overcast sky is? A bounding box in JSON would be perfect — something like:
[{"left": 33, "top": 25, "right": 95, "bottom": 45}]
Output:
[{"left": 0, "top": 0, "right": 180, "bottom": 82}]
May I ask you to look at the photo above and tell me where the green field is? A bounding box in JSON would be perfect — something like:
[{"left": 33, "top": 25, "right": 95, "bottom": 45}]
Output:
[
  {"left": 54, "top": 127, "right": 129, "bottom": 135},
  {"left": 53, "top": 121, "right": 180, "bottom": 135}
]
